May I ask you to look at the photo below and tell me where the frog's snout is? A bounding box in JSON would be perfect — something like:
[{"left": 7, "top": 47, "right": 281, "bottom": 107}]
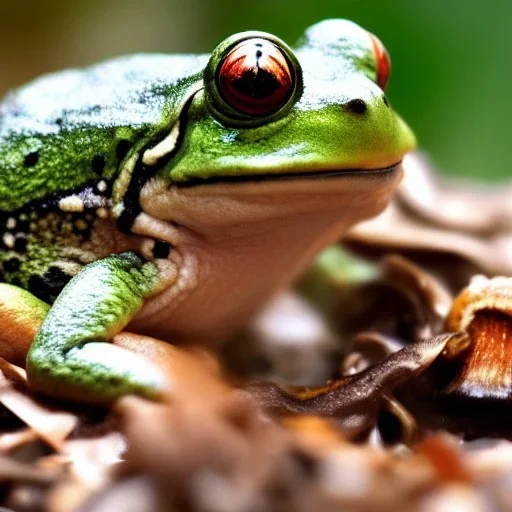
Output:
[{"left": 323, "top": 80, "right": 417, "bottom": 164}]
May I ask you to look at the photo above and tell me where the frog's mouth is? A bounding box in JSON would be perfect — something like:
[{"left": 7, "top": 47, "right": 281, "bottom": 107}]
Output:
[
  {"left": 173, "top": 162, "right": 401, "bottom": 187},
  {"left": 139, "top": 160, "right": 403, "bottom": 241}
]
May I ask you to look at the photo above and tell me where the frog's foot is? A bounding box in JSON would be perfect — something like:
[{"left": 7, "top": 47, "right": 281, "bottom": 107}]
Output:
[{"left": 26, "top": 252, "right": 171, "bottom": 405}]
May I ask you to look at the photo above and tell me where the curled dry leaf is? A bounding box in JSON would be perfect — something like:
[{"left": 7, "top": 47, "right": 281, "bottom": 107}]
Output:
[
  {"left": 248, "top": 334, "right": 455, "bottom": 438},
  {"left": 0, "top": 429, "right": 39, "bottom": 452},
  {"left": 345, "top": 331, "right": 406, "bottom": 372},
  {"left": 45, "top": 433, "right": 126, "bottom": 512},
  {"left": 466, "top": 439, "right": 512, "bottom": 477},
  {"left": 0, "top": 358, "right": 77, "bottom": 452},
  {"left": 0, "top": 455, "right": 60, "bottom": 485},
  {"left": 108, "top": 392, "right": 456, "bottom": 512},
  {"left": 398, "top": 153, "right": 512, "bottom": 234},
  {"left": 222, "top": 291, "right": 340, "bottom": 386},
  {"left": 114, "top": 393, "right": 296, "bottom": 512},
  {"left": 328, "top": 253, "right": 452, "bottom": 347},
  {"left": 416, "top": 435, "right": 471, "bottom": 483},
  {"left": 379, "top": 255, "right": 453, "bottom": 339},
  {"left": 346, "top": 152, "right": 512, "bottom": 286},
  {"left": 373, "top": 396, "right": 418, "bottom": 446}
]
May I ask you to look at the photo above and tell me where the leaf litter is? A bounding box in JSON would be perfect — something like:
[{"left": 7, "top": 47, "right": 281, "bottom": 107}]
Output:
[{"left": 2, "top": 152, "right": 512, "bottom": 510}]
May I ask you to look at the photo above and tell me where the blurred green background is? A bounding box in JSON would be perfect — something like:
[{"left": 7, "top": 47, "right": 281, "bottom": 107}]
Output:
[{"left": 0, "top": 1, "right": 508, "bottom": 180}]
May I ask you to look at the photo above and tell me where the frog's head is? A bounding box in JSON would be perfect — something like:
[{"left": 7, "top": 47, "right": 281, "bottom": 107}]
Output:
[
  {"left": 136, "top": 20, "right": 416, "bottom": 341},
  {"left": 149, "top": 18, "right": 415, "bottom": 181},
  {"left": 140, "top": 18, "right": 415, "bottom": 237}
]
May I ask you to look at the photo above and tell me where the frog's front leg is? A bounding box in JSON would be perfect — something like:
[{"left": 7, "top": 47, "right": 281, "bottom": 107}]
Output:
[{"left": 26, "top": 252, "right": 169, "bottom": 404}]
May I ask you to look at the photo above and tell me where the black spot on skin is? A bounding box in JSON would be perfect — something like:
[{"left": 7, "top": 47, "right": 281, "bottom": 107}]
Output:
[
  {"left": 4, "top": 258, "right": 21, "bottom": 273},
  {"left": 16, "top": 219, "right": 30, "bottom": 233},
  {"left": 152, "top": 240, "right": 170, "bottom": 259},
  {"left": 24, "top": 151, "right": 40, "bottom": 167},
  {"left": 346, "top": 98, "right": 367, "bottom": 114},
  {"left": 10, "top": 277, "right": 21, "bottom": 287},
  {"left": 91, "top": 155, "right": 106, "bottom": 175},
  {"left": 116, "top": 139, "right": 132, "bottom": 161},
  {"left": 383, "top": 96, "right": 390, "bottom": 107},
  {"left": 28, "top": 267, "right": 72, "bottom": 304},
  {"left": 13, "top": 237, "right": 28, "bottom": 253}
]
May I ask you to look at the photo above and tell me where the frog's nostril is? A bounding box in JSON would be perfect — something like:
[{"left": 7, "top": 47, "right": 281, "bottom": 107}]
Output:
[
  {"left": 345, "top": 98, "right": 367, "bottom": 115},
  {"left": 383, "top": 95, "right": 390, "bottom": 108}
]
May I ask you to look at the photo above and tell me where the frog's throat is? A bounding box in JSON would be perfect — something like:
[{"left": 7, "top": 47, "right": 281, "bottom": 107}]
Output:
[{"left": 132, "top": 164, "right": 403, "bottom": 344}]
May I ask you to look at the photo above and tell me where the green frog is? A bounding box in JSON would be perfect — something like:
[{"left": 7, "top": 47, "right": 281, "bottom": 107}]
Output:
[{"left": 0, "top": 19, "right": 415, "bottom": 404}]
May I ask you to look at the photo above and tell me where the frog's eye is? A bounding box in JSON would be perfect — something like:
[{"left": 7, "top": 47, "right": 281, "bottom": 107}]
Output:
[
  {"left": 368, "top": 32, "right": 391, "bottom": 90},
  {"left": 205, "top": 32, "right": 302, "bottom": 126},
  {"left": 217, "top": 38, "right": 294, "bottom": 116}
]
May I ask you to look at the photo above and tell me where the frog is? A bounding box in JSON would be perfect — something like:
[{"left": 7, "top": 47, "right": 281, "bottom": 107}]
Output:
[{"left": 0, "top": 19, "right": 415, "bottom": 404}]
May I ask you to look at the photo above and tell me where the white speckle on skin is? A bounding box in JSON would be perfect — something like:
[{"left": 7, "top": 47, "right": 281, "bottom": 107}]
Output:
[
  {"left": 3, "top": 233, "right": 15, "bottom": 249},
  {"left": 6, "top": 218, "right": 16, "bottom": 230},
  {"left": 112, "top": 203, "right": 124, "bottom": 218},
  {"left": 54, "top": 260, "right": 82, "bottom": 276},
  {"left": 142, "top": 120, "right": 180, "bottom": 166},
  {"left": 59, "top": 195, "right": 85, "bottom": 213},
  {"left": 97, "top": 180, "right": 107, "bottom": 193}
]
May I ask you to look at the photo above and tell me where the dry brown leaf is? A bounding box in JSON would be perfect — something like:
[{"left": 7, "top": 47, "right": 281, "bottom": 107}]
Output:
[
  {"left": 0, "top": 359, "right": 77, "bottom": 452},
  {"left": 346, "top": 152, "right": 512, "bottom": 286},
  {"left": 0, "top": 454, "right": 60, "bottom": 484},
  {"left": 248, "top": 334, "right": 455, "bottom": 438},
  {"left": 0, "top": 429, "right": 39, "bottom": 452},
  {"left": 45, "top": 433, "right": 126, "bottom": 512},
  {"left": 417, "top": 435, "right": 471, "bottom": 483}
]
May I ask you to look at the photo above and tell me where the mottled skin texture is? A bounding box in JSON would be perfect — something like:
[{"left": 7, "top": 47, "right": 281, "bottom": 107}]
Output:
[{"left": 0, "top": 20, "right": 415, "bottom": 403}]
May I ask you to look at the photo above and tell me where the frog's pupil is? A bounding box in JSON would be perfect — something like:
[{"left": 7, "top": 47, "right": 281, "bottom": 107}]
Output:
[
  {"left": 235, "top": 67, "right": 281, "bottom": 99},
  {"left": 24, "top": 151, "right": 39, "bottom": 168}
]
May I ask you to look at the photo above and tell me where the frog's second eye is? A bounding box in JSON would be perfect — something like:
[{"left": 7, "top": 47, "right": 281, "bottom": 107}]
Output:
[
  {"left": 368, "top": 32, "right": 391, "bottom": 90},
  {"left": 217, "top": 38, "right": 294, "bottom": 116}
]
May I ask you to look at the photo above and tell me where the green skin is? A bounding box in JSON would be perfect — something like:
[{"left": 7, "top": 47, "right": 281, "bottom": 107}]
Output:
[{"left": 0, "top": 19, "right": 415, "bottom": 404}]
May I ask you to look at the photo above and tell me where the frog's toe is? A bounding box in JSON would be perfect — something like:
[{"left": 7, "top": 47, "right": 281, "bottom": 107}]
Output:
[
  {"left": 0, "top": 284, "right": 49, "bottom": 366},
  {"left": 27, "top": 342, "right": 169, "bottom": 405}
]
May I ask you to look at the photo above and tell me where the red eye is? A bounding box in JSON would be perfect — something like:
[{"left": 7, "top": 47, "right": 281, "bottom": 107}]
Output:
[
  {"left": 368, "top": 32, "right": 391, "bottom": 90},
  {"left": 217, "top": 38, "right": 294, "bottom": 116}
]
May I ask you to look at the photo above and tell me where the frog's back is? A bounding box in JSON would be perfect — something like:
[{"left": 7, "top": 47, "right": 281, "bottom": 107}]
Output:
[
  {"left": 0, "top": 53, "right": 207, "bottom": 212},
  {"left": 0, "top": 53, "right": 206, "bottom": 301}
]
